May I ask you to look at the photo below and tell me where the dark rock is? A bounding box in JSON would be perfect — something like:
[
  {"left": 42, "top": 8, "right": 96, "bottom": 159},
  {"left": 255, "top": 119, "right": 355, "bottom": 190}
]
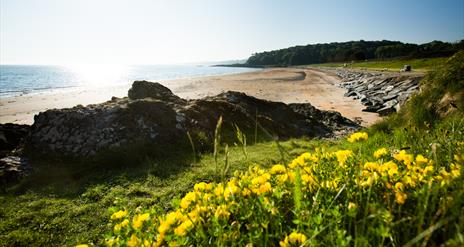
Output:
[
  {"left": 0, "top": 156, "right": 31, "bottom": 188},
  {"left": 377, "top": 106, "right": 396, "bottom": 116},
  {"left": 0, "top": 124, "right": 30, "bottom": 158},
  {"left": 25, "top": 82, "right": 360, "bottom": 157},
  {"left": 363, "top": 105, "right": 382, "bottom": 112},
  {"left": 128, "top": 80, "right": 185, "bottom": 104}
]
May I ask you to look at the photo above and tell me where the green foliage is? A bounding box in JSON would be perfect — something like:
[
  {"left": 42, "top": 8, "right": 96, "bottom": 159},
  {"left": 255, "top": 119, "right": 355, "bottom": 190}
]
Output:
[{"left": 247, "top": 40, "right": 463, "bottom": 66}]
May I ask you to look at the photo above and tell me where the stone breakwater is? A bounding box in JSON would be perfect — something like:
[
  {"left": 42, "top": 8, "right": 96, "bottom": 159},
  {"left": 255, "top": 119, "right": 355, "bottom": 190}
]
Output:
[
  {"left": 23, "top": 81, "right": 359, "bottom": 157},
  {"left": 334, "top": 70, "right": 423, "bottom": 115}
]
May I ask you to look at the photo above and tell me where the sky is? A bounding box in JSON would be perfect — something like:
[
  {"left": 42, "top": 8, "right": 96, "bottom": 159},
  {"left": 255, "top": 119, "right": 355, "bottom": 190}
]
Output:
[{"left": 1, "top": 0, "right": 463, "bottom": 65}]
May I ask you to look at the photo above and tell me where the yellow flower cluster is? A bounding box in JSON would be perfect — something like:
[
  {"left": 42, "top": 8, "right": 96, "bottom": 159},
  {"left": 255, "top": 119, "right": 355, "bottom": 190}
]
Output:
[
  {"left": 111, "top": 210, "right": 128, "bottom": 220},
  {"left": 279, "top": 232, "right": 307, "bottom": 247},
  {"left": 104, "top": 134, "right": 463, "bottom": 246},
  {"left": 357, "top": 149, "right": 462, "bottom": 204},
  {"left": 347, "top": 132, "right": 368, "bottom": 143}
]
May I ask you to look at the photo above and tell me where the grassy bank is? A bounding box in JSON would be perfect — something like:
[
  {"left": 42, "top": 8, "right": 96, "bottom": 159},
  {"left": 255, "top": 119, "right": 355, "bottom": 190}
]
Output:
[
  {"left": 309, "top": 56, "right": 448, "bottom": 72},
  {"left": 1, "top": 53, "right": 463, "bottom": 246}
]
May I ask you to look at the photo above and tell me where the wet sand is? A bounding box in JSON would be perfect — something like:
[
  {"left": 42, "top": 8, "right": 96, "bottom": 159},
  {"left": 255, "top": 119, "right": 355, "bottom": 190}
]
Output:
[{"left": 0, "top": 68, "right": 380, "bottom": 126}]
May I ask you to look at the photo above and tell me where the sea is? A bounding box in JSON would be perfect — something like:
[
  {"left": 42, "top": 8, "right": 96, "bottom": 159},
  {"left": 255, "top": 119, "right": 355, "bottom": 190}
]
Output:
[{"left": 0, "top": 64, "right": 259, "bottom": 98}]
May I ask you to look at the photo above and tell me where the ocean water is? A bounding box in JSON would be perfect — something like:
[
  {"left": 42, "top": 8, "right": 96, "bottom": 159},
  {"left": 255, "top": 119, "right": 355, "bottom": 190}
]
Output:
[{"left": 0, "top": 64, "right": 259, "bottom": 98}]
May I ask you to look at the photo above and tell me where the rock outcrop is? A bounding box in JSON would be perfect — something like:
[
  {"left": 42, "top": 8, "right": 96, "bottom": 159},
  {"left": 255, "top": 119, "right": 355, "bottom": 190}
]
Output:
[
  {"left": 334, "top": 70, "right": 422, "bottom": 116},
  {"left": 25, "top": 81, "right": 359, "bottom": 157},
  {"left": 0, "top": 124, "right": 31, "bottom": 187},
  {"left": 0, "top": 123, "right": 30, "bottom": 157}
]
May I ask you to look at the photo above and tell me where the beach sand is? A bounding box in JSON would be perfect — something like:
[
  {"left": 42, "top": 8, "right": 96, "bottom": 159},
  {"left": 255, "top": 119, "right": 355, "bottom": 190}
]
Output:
[{"left": 0, "top": 68, "right": 380, "bottom": 126}]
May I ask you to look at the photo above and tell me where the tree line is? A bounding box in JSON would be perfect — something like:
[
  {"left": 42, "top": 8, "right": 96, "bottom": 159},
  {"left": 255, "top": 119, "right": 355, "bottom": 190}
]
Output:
[{"left": 246, "top": 40, "right": 464, "bottom": 66}]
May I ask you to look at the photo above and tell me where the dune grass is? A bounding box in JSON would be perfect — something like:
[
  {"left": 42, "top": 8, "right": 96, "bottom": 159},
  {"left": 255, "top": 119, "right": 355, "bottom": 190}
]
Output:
[{"left": 309, "top": 56, "right": 448, "bottom": 72}]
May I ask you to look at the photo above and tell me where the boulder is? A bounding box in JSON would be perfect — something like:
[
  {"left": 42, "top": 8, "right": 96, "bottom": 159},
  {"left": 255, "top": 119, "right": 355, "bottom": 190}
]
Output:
[
  {"left": 0, "top": 156, "right": 30, "bottom": 188},
  {"left": 128, "top": 80, "right": 185, "bottom": 103}
]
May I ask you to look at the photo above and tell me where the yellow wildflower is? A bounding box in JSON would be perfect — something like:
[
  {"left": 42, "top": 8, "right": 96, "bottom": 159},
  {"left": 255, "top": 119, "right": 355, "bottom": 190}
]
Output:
[
  {"left": 360, "top": 175, "right": 374, "bottom": 187},
  {"left": 113, "top": 223, "right": 122, "bottom": 233},
  {"left": 348, "top": 202, "right": 357, "bottom": 210},
  {"left": 415, "top": 154, "right": 429, "bottom": 165},
  {"left": 242, "top": 188, "right": 251, "bottom": 197},
  {"left": 373, "top": 148, "right": 388, "bottom": 159},
  {"left": 132, "top": 213, "right": 150, "bottom": 230},
  {"left": 270, "top": 164, "right": 287, "bottom": 174},
  {"left": 450, "top": 164, "right": 461, "bottom": 178},
  {"left": 224, "top": 181, "right": 240, "bottom": 199},
  {"left": 279, "top": 232, "right": 307, "bottom": 247},
  {"left": 289, "top": 153, "right": 311, "bottom": 168},
  {"left": 106, "top": 238, "right": 115, "bottom": 247},
  {"left": 75, "top": 245, "right": 89, "bottom": 247},
  {"left": 455, "top": 154, "right": 463, "bottom": 163},
  {"left": 194, "top": 182, "right": 212, "bottom": 191},
  {"left": 214, "top": 205, "right": 230, "bottom": 219},
  {"left": 214, "top": 184, "right": 224, "bottom": 197},
  {"left": 393, "top": 150, "right": 414, "bottom": 165},
  {"left": 402, "top": 175, "right": 416, "bottom": 188},
  {"left": 110, "top": 210, "right": 128, "bottom": 220},
  {"left": 394, "top": 182, "right": 404, "bottom": 191},
  {"left": 174, "top": 220, "right": 194, "bottom": 236},
  {"left": 113, "top": 218, "right": 129, "bottom": 233},
  {"left": 277, "top": 174, "right": 289, "bottom": 184},
  {"left": 382, "top": 161, "right": 398, "bottom": 176},
  {"left": 180, "top": 191, "right": 197, "bottom": 209},
  {"left": 347, "top": 132, "right": 368, "bottom": 143},
  {"left": 119, "top": 219, "right": 128, "bottom": 227},
  {"left": 257, "top": 182, "right": 272, "bottom": 194},
  {"left": 127, "top": 234, "right": 139, "bottom": 247},
  {"left": 364, "top": 162, "right": 380, "bottom": 172},
  {"left": 334, "top": 150, "right": 353, "bottom": 166},
  {"left": 423, "top": 165, "right": 434, "bottom": 175},
  {"left": 395, "top": 191, "right": 407, "bottom": 204}
]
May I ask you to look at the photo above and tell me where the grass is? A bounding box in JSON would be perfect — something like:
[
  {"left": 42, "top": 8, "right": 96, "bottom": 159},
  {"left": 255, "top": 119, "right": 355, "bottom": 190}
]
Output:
[
  {"left": 0, "top": 137, "right": 322, "bottom": 246},
  {"left": 104, "top": 114, "right": 464, "bottom": 246},
  {"left": 309, "top": 56, "right": 448, "bottom": 72}
]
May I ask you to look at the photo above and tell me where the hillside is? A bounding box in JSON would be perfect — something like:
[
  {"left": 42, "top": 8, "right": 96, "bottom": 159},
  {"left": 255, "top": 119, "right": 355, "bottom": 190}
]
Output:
[{"left": 246, "top": 40, "right": 463, "bottom": 66}]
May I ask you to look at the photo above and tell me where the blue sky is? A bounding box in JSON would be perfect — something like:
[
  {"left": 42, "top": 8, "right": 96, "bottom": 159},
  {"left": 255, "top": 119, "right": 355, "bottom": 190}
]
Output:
[{"left": 1, "top": 0, "right": 463, "bottom": 65}]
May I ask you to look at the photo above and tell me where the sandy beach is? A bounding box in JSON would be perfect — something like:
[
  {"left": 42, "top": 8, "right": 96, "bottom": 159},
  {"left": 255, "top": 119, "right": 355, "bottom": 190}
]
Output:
[{"left": 0, "top": 68, "right": 380, "bottom": 126}]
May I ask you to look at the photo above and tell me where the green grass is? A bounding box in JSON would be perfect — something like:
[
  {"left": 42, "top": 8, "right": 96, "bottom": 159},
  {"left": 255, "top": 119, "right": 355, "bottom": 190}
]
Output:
[
  {"left": 309, "top": 56, "right": 448, "bottom": 72},
  {"left": 0, "top": 137, "right": 324, "bottom": 246}
]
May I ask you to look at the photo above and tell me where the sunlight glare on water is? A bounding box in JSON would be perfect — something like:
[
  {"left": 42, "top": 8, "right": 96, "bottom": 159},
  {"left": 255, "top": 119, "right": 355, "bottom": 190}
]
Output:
[{"left": 66, "top": 64, "right": 131, "bottom": 87}]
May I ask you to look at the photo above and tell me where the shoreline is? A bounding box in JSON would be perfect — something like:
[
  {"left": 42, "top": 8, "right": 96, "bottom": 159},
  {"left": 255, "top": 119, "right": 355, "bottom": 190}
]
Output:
[{"left": 0, "top": 68, "right": 381, "bottom": 126}]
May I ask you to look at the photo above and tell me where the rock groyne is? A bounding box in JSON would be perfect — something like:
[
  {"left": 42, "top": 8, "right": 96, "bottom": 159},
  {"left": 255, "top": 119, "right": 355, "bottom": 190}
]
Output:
[{"left": 334, "top": 70, "right": 422, "bottom": 115}]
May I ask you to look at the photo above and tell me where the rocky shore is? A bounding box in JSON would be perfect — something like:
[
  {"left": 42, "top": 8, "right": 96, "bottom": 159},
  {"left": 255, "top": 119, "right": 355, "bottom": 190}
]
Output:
[
  {"left": 1, "top": 80, "right": 361, "bottom": 185},
  {"left": 334, "top": 70, "right": 423, "bottom": 115}
]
